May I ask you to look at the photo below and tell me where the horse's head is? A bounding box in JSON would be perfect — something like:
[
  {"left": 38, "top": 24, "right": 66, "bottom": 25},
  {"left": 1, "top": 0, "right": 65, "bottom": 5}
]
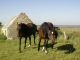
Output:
[
  {"left": 48, "top": 29, "right": 54, "bottom": 40},
  {"left": 17, "top": 22, "right": 26, "bottom": 37},
  {"left": 17, "top": 22, "right": 26, "bottom": 30},
  {"left": 17, "top": 22, "right": 22, "bottom": 30}
]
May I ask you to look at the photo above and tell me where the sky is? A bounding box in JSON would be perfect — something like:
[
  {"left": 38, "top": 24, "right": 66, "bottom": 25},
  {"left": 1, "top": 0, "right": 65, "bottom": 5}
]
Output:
[{"left": 0, "top": 0, "right": 80, "bottom": 25}]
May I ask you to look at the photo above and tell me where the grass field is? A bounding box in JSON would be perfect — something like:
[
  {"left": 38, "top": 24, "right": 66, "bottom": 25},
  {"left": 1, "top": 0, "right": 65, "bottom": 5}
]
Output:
[{"left": 0, "top": 26, "right": 80, "bottom": 60}]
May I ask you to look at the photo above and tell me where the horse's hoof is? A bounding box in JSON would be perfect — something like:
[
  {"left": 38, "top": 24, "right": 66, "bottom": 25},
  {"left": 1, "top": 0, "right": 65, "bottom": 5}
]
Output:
[
  {"left": 45, "top": 50, "right": 48, "bottom": 54},
  {"left": 28, "top": 45, "right": 30, "bottom": 47},
  {"left": 34, "top": 43, "right": 36, "bottom": 45},
  {"left": 38, "top": 49, "right": 40, "bottom": 51},
  {"left": 19, "top": 51, "right": 21, "bottom": 53},
  {"left": 42, "top": 47, "right": 45, "bottom": 51},
  {"left": 24, "top": 47, "right": 26, "bottom": 49}
]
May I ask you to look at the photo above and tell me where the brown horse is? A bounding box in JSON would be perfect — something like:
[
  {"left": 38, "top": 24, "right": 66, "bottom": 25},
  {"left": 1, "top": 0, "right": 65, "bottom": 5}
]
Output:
[
  {"left": 17, "top": 22, "right": 38, "bottom": 53},
  {"left": 38, "top": 22, "right": 55, "bottom": 53}
]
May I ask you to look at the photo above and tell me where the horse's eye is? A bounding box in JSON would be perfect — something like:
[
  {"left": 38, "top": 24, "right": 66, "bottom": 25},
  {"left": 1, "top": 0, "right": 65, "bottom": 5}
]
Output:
[{"left": 51, "top": 32, "right": 53, "bottom": 34}]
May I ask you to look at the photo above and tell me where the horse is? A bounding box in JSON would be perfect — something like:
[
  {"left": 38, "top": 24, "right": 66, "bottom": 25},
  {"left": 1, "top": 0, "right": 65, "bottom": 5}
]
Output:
[
  {"left": 17, "top": 22, "right": 38, "bottom": 53},
  {"left": 38, "top": 22, "right": 55, "bottom": 53}
]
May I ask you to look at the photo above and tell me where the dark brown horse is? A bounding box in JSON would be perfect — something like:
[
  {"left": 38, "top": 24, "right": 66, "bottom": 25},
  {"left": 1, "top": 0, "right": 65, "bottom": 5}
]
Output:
[
  {"left": 38, "top": 22, "right": 55, "bottom": 53},
  {"left": 17, "top": 22, "right": 38, "bottom": 53}
]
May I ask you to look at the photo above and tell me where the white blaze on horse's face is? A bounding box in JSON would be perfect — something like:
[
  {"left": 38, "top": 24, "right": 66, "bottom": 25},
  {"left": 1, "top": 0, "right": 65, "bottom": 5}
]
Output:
[{"left": 51, "top": 32, "right": 53, "bottom": 34}]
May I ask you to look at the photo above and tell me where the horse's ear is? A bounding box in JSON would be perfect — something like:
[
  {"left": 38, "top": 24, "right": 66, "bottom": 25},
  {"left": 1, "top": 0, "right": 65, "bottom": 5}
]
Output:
[
  {"left": 21, "top": 22, "right": 22, "bottom": 23},
  {"left": 17, "top": 22, "right": 19, "bottom": 25}
]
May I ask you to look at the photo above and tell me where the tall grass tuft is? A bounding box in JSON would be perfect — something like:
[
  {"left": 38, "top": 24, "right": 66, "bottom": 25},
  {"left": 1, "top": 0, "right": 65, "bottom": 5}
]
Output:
[{"left": 0, "top": 33, "right": 7, "bottom": 40}]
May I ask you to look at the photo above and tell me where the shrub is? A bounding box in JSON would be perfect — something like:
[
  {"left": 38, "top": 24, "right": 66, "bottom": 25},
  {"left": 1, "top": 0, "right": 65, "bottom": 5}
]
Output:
[{"left": 0, "top": 33, "right": 7, "bottom": 40}]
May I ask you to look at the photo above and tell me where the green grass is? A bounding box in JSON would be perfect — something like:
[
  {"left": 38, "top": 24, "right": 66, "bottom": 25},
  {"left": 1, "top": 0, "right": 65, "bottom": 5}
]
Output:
[{"left": 0, "top": 27, "right": 80, "bottom": 60}]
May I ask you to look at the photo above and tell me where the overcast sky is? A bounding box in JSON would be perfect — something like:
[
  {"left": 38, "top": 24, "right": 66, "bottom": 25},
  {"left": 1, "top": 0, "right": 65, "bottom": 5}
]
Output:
[{"left": 0, "top": 0, "right": 80, "bottom": 25}]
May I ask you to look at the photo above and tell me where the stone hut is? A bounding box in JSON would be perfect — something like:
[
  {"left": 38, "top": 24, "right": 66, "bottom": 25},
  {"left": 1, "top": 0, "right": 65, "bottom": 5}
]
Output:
[{"left": 1, "top": 12, "right": 32, "bottom": 40}]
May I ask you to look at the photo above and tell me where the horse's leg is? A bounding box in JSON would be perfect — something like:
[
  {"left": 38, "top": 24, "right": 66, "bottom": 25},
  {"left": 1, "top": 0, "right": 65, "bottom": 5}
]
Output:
[
  {"left": 44, "top": 39, "right": 48, "bottom": 54},
  {"left": 24, "top": 37, "right": 27, "bottom": 49},
  {"left": 28, "top": 36, "right": 31, "bottom": 47},
  {"left": 33, "top": 33, "right": 36, "bottom": 45},
  {"left": 51, "top": 38, "right": 55, "bottom": 49},
  {"left": 42, "top": 39, "right": 46, "bottom": 51},
  {"left": 54, "top": 31, "right": 58, "bottom": 43},
  {"left": 51, "top": 42, "right": 54, "bottom": 49},
  {"left": 38, "top": 38, "right": 41, "bottom": 51},
  {"left": 19, "top": 37, "right": 21, "bottom": 53}
]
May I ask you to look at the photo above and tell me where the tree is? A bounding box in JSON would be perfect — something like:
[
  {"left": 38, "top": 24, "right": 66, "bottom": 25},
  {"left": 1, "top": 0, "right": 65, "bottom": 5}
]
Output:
[{"left": 0, "top": 22, "right": 2, "bottom": 26}]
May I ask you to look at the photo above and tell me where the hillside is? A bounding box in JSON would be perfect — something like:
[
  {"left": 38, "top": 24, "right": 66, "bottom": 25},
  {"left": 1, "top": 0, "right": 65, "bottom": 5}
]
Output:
[{"left": 55, "top": 25, "right": 80, "bottom": 28}]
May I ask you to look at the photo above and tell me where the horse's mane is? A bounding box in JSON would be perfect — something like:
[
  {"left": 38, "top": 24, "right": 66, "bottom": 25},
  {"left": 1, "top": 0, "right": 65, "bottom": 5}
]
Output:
[{"left": 41, "top": 22, "right": 50, "bottom": 35}]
